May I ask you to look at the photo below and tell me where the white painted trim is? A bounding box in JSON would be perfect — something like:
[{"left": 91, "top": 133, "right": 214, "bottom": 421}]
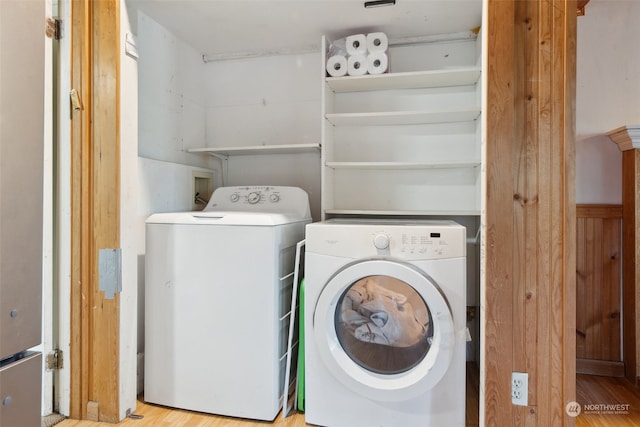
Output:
[
  {"left": 119, "top": 0, "right": 139, "bottom": 419},
  {"left": 42, "top": 0, "right": 55, "bottom": 416},
  {"left": 55, "top": 0, "right": 72, "bottom": 416}
]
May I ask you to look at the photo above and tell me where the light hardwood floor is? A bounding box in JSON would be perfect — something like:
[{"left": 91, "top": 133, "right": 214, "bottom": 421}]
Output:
[
  {"left": 55, "top": 368, "right": 640, "bottom": 426},
  {"left": 56, "top": 364, "right": 478, "bottom": 427},
  {"left": 576, "top": 374, "right": 640, "bottom": 426}
]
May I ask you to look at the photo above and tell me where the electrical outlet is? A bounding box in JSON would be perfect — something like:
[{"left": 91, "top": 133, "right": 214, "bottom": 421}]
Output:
[{"left": 512, "top": 372, "right": 528, "bottom": 406}]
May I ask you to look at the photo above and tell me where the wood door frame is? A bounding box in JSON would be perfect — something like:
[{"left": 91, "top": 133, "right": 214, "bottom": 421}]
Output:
[
  {"left": 484, "top": 0, "right": 576, "bottom": 424},
  {"left": 606, "top": 128, "right": 640, "bottom": 386},
  {"left": 69, "top": 0, "right": 121, "bottom": 422}
]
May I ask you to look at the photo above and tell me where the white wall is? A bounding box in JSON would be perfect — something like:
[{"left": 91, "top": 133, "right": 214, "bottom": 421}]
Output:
[
  {"left": 134, "top": 10, "right": 221, "bottom": 394},
  {"left": 136, "top": 10, "right": 217, "bottom": 210},
  {"left": 203, "top": 53, "right": 322, "bottom": 220},
  {"left": 576, "top": 0, "right": 640, "bottom": 203},
  {"left": 137, "top": 11, "right": 211, "bottom": 169}
]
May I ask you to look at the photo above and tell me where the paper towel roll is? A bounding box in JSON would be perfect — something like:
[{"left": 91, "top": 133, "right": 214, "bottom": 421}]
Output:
[
  {"left": 346, "top": 34, "right": 367, "bottom": 56},
  {"left": 366, "top": 32, "right": 388, "bottom": 52},
  {"left": 347, "top": 54, "right": 368, "bottom": 76},
  {"left": 326, "top": 55, "right": 348, "bottom": 77},
  {"left": 367, "top": 51, "right": 389, "bottom": 75}
]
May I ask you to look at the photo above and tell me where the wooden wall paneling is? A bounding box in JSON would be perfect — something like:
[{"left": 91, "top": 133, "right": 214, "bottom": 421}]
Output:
[
  {"left": 91, "top": 0, "right": 120, "bottom": 422},
  {"left": 601, "top": 216, "right": 621, "bottom": 361},
  {"left": 485, "top": 0, "right": 576, "bottom": 425},
  {"left": 69, "top": 0, "right": 89, "bottom": 419},
  {"left": 563, "top": 3, "right": 578, "bottom": 425},
  {"left": 576, "top": 216, "right": 586, "bottom": 359},
  {"left": 544, "top": 1, "right": 577, "bottom": 424},
  {"left": 622, "top": 150, "right": 639, "bottom": 384},
  {"left": 513, "top": 0, "right": 539, "bottom": 424},
  {"left": 575, "top": 205, "right": 622, "bottom": 375},
  {"left": 484, "top": 1, "right": 515, "bottom": 426},
  {"left": 576, "top": 205, "right": 623, "bottom": 218},
  {"left": 70, "top": 0, "right": 121, "bottom": 421}
]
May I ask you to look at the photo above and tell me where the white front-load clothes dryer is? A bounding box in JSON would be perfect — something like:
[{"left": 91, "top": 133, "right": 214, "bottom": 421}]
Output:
[
  {"left": 304, "top": 219, "right": 466, "bottom": 427},
  {"left": 144, "top": 186, "right": 311, "bottom": 421}
]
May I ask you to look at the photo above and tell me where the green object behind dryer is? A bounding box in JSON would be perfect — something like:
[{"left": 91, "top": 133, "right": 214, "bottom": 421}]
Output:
[{"left": 297, "top": 278, "right": 305, "bottom": 412}]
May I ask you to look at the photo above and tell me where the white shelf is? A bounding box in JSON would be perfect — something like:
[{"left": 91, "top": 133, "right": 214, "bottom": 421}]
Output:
[
  {"left": 326, "top": 67, "right": 481, "bottom": 93},
  {"left": 325, "top": 109, "right": 480, "bottom": 126},
  {"left": 325, "top": 209, "right": 481, "bottom": 217},
  {"left": 320, "top": 35, "right": 482, "bottom": 218},
  {"left": 325, "top": 161, "right": 480, "bottom": 170},
  {"left": 188, "top": 143, "right": 321, "bottom": 157}
]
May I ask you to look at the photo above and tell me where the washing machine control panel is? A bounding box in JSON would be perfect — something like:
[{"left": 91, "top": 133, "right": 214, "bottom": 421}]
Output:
[
  {"left": 225, "top": 187, "right": 277, "bottom": 205},
  {"left": 222, "top": 187, "right": 282, "bottom": 205},
  {"left": 203, "top": 186, "right": 311, "bottom": 219}
]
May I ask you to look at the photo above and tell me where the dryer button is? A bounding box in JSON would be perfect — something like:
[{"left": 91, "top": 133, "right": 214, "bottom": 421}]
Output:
[{"left": 373, "top": 233, "right": 390, "bottom": 250}]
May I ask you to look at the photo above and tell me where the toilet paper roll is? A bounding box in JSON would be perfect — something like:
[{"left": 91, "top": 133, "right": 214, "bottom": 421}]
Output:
[
  {"left": 366, "top": 32, "right": 389, "bottom": 53},
  {"left": 346, "top": 34, "right": 367, "bottom": 56},
  {"left": 326, "top": 55, "right": 348, "bottom": 77},
  {"left": 328, "top": 38, "right": 347, "bottom": 57},
  {"left": 347, "top": 54, "right": 368, "bottom": 76},
  {"left": 367, "top": 51, "right": 389, "bottom": 75}
]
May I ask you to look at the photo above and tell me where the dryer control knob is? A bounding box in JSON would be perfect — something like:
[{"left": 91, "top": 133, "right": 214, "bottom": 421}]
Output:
[{"left": 373, "top": 233, "right": 390, "bottom": 250}]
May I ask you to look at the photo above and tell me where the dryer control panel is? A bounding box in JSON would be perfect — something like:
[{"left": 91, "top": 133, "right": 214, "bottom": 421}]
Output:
[{"left": 306, "top": 219, "right": 466, "bottom": 260}]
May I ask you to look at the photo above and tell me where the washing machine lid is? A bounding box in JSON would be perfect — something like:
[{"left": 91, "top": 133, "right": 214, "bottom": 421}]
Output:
[
  {"left": 313, "top": 258, "right": 458, "bottom": 402},
  {"left": 146, "top": 210, "right": 308, "bottom": 226}
]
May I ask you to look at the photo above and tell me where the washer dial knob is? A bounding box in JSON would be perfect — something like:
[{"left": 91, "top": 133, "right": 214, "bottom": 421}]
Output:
[
  {"left": 247, "top": 191, "right": 261, "bottom": 204},
  {"left": 373, "top": 233, "right": 390, "bottom": 250},
  {"left": 269, "top": 193, "right": 280, "bottom": 203},
  {"left": 230, "top": 193, "right": 240, "bottom": 202}
]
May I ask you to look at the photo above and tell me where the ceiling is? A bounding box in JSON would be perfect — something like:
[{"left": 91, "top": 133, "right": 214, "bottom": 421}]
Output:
[{"left": 129, "top": 0, "right": 483, "bottom": 60}]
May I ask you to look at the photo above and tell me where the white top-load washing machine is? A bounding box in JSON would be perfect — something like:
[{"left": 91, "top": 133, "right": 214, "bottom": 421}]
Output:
[
  {"left": 304, "top": 219, "right": 466, "bottom": 427},
  {"left": 144, "top": 186, "right": 311, "bottom": 421}
]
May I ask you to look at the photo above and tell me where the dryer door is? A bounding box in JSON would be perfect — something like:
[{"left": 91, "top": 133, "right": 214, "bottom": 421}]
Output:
[{"left": 313, "top": 259, "right": 456, "bottom": 402}]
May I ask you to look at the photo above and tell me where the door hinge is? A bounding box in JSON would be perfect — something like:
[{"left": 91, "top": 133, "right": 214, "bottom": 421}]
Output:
[
  {"left": 46, "top": 349, "right": 63, "bottom": 370},
  {"left": 45, "top": 17, "right": 62, "bottom": 40}
]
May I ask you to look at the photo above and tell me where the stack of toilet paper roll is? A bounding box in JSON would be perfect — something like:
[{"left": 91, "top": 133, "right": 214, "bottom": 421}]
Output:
[{"left": 326, "top": 32, "right": 389, "bottom": 77}]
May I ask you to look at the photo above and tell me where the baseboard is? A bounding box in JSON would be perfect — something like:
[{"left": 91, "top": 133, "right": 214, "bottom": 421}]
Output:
[{"left": 576, "top": 358, "right": 625, "bottom": 377}]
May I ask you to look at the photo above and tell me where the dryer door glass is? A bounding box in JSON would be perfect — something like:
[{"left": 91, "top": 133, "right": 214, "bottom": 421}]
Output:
[
  {"left": 336, "top": 275, "right": 432, "bottom": 374},
  {"left": 313, "top": 259, "right": 457, "bottom": 401}
]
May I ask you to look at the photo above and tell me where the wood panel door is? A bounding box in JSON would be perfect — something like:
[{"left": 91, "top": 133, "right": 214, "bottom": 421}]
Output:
[{"left": 576, "top": 205, "right": 623, "bottom": 377}]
